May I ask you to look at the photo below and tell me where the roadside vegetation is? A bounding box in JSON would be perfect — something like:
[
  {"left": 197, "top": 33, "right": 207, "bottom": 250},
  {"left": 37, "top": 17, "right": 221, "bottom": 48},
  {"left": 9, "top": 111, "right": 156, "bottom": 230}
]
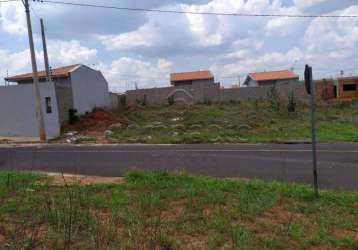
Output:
[
  {"left": 0, "top": 170, "right": 357, "bottom": 249},
  {"left": 107, "top": 98, "right": 358, "bottom": 144}
]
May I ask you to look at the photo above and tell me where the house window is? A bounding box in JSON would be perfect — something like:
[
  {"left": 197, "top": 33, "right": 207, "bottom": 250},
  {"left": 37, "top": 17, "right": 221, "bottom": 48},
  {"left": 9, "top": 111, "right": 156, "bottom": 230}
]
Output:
[
  {"left": 343, "top": 84, "right": 357, "bottom": 91},
  {"left": 45, "top": 97, "right": 52, "bottom": 114}
]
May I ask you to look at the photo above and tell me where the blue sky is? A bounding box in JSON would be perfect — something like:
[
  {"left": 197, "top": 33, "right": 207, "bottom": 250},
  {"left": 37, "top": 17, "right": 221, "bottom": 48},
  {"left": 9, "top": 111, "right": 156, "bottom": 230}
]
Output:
[{"left": 1, "top": 0, "right": 357, "bottom": 92}]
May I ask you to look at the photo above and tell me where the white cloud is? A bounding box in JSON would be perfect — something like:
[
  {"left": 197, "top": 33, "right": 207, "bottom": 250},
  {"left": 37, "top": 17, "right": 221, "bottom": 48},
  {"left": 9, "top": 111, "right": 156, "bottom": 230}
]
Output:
[
  {"left": 0, "top": 2, "right": 27, "bottom": 36},
  {"left": 1, "top": 0, "right": 358, "bottom": 90},
  {"left": 46, "top": 40, "right": 98, "bottom": 66},
  {"left": 0, "top": 40, "right": 98, "bottom": 84},
  {"left": 99, "top": 0, "right": 304, "bottom": 52},
  {"left": 293, "top": 0, "right": 328, "bottom": 9},
  {"left": 304, "top": 6, "right": 358, "bottom": 55},
  {"left": 0, "top": 49, "right": 30, "bottom": 82},
  {"left": 98, "top": 57, "right": 173, "bottom": 92}
]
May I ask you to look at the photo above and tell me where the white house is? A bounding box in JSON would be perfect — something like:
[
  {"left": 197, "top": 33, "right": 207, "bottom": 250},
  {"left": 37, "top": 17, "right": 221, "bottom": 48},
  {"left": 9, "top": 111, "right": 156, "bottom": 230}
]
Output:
[
  {"left": 243, "top": 70, "right": 299, "bottom": 87},
  {"left": 1, "top": 64, "right": 110, "bottom": 138}
]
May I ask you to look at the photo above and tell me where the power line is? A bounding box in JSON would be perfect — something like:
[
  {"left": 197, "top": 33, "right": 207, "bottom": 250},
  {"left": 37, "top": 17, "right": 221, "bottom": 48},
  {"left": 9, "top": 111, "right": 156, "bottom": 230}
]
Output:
[
  {"left": 34, "top": 0, "right": 358, "bottom": 18},
  {"left": 30, "top": 2, "right": 41, "bottom": 20}
]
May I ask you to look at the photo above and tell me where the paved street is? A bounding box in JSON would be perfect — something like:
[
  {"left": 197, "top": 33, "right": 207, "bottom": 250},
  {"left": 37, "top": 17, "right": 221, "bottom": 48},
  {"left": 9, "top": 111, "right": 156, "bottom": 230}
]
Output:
[{"left": 0, "top": 143, "right": 357, "bottom": 190}]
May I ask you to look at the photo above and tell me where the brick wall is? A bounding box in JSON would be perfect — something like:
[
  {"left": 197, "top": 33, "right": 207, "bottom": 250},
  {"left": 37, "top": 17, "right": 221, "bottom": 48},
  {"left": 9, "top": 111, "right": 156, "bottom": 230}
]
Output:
[
  {"left": 338, "top": 77, "right": 358, "bottom": 99},
  {"left": 315, "top": 79, "right": 335, "bottom": 101},
  {"left": 121, "top": 81, "right": 338, "bottom": 107}
]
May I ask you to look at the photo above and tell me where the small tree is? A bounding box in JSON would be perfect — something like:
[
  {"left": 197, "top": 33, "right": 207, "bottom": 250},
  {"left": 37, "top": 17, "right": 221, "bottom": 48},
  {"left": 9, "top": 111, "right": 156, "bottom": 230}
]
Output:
[
  {"left": 287, "top": 90, "right": 296, "bottom": 113},
  {"left": 142, "top": 94, "right": 147, "bottom": 106},
  {"left": 267, "top": 86, "right": 281, "bottom": 112},
  {"left": 168, "top": 95, "right": 175, "bottom": 106}
]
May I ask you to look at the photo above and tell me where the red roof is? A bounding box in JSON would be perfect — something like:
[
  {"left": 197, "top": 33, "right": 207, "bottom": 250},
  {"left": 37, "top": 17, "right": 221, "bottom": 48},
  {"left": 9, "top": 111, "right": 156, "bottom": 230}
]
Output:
[
  {"left": 249, "top": 70, "right": 298, "bottom": 82},
  {"left": 170, "top": 70, "right": 214, "bottom": 82},
  {"left": 5, "top": 64, "right": 80, "bottom": 82}
]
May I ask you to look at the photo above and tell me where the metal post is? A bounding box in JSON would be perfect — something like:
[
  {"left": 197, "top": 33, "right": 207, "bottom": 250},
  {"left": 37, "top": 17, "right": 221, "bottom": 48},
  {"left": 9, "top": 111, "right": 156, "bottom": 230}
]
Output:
[
  {"left": 40, "top": 18, "right": 51, "bottom": 82},
  {"left": 24, "top": 0, "right": 47, "bottom": 142},
  {"left": 308, "top": 66, "right": 319, "bottom": 197}
]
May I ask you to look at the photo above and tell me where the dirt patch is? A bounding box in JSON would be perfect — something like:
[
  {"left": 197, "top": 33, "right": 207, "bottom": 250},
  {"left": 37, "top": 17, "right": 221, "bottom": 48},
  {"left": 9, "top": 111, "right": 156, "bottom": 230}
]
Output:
[
  {"left": 254, "top": 201, "right": 305, "bottom": 227},
  {"left": 59, "top": 109, "right": 126, "bottom": 143},
  {"left": 332, "top": 228, "right": 358, "bottom": 240},
  {"left": 161, "top": 199, "right": 186, "bottom": 219},
  {"left": 45, "top": 173, "right": 123, "bottom": 186},
  {"left": 72, "top": 109, "right": 121, "bottom": 131},
  {"left": 0, "top": 234, "right": 4, "bottom": 246},
  {"left": 175, "top": 233, "right": 208, "bottom": 249}
]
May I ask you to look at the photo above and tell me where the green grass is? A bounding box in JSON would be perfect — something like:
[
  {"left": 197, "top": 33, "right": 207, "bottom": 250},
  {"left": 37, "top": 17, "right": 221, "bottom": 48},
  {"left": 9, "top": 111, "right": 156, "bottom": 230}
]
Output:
[
  {"left": 109, "top": 99, "right": 358, "bottom": 144},
  {"left": 0, "top": 170, "right": 357, "bottom": 249}
]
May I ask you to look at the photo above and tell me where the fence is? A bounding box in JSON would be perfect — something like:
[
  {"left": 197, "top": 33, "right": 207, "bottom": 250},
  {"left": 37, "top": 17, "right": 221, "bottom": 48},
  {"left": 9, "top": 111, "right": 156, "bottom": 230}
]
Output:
[{"left": 112, "top": 80, "right": 334, "bottom": 107}]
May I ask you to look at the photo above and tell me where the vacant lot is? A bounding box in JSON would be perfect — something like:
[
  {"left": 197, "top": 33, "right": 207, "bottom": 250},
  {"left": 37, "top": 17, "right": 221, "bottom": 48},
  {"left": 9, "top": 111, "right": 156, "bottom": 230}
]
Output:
[
  {"left": 106, "top": 99, "right": 358, "bottom": 144},
  {"left": 0, "top": 170, "right": 357, "bottom": 249}
]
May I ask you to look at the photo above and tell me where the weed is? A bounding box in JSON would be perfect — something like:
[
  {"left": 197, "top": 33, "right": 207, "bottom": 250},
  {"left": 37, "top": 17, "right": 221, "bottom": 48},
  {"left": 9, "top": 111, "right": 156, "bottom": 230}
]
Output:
[
  {"left": 1, "top": 170, "right": 357, "bottom": 249},
  {"left": 168, "top": 95, "right": 175, "bottom": 106},
  {"left": 287, "top": 90, "right": 297, "bottom": 113},
  {"left": 267, "top": 86, "right": 281, "bottom": 112}
]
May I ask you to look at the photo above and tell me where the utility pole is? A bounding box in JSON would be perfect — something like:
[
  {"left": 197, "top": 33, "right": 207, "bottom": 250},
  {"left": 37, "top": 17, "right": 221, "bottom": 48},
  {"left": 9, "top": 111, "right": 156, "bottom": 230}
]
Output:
[
  {"left": 23, "top": 0, "right": 47, "bottom": 142},
  {"left": 304, "top": 65, "right": 319, "bottom": 197},
  {"left": 40, "top": 18, "right": 51, "bottom": 82}
]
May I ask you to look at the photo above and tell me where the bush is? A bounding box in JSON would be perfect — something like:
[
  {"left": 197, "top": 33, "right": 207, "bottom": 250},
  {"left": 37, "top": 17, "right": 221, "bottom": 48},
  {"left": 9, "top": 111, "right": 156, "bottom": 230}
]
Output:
[
  {"left": 267, "top": 86, "right": 281, "bottom": 112},
  {"left": 168, "top": 95, "right": 175, "bottom": 106},
  {"left": 287, "top": 91, "right": 296, "bottom": 113},
  {"left": 334, "top": 100, "right": 351, "bottom": 109}
]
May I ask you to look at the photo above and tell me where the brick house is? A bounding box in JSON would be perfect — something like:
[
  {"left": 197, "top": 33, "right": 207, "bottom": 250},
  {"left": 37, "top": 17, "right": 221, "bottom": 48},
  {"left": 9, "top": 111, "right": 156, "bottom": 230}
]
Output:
[
  {"left": 243, "top": 70, "right": 299, "bottom": 87},
  {"left": 170, "top": 70, "right": 214, "bottom": 86},
  {"left": 2, "top": 64, "right": 110, "bottom": 137},
  {"left": 337, "top": 76, "right": 358, "bottom": 99}
]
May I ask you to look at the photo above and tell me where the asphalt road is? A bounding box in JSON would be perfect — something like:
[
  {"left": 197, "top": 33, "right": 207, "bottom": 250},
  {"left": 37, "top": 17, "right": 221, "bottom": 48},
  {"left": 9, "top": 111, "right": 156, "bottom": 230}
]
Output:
[{"left": 0, "top": 143, "right": 357, "bottom": 190}]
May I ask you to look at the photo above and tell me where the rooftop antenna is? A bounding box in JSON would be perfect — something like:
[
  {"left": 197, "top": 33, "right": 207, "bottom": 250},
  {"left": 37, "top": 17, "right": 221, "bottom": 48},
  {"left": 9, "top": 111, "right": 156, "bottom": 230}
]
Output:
[{"left": 291, "top": 59, "right": 298, "bottom": 72}]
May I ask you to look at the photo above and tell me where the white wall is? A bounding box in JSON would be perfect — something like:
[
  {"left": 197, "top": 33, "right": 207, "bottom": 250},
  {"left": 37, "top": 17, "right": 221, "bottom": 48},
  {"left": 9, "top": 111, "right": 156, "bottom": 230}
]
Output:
[
  {"left": 70, "top": 65, "right": 110, "bottom": 114},
  {"left": 0, "top": 82, "right": 61, "bottom": 138}
]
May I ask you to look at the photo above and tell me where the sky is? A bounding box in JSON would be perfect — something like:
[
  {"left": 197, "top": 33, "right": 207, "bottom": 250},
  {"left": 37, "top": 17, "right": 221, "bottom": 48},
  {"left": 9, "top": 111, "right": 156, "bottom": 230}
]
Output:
[{"left": 0, "top": 0, "right": 357, "bottom": 92}]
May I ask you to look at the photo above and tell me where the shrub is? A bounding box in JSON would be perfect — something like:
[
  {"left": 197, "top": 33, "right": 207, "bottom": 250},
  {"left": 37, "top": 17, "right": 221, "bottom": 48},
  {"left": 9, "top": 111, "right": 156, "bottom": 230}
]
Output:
[
  {"left": 168, "top": 95, "right": 175, "bottom": 106},
  {"left": 287, "top": 90, "right": 296, "bottom": 113},
  {"left": 267, "top": 86, "right": 281, "bottom": 112},
  {"left": 142, "top": 95, "right": 147, "bottom": 106},
  {"left": 334, "top": 100, "right": 351, "bottom": 109}
]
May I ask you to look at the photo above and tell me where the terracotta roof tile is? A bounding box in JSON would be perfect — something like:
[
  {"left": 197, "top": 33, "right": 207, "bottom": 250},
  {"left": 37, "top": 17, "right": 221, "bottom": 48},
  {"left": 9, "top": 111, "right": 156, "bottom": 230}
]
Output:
[
  {"left": 170, "top": 70, "right": 214, "bottom": 82},
  {"left": 249, "top": 70, "right": 298, "bottom": 82},
  {"left": 5, "top": 64, "right": 80, "bottom": 82}
]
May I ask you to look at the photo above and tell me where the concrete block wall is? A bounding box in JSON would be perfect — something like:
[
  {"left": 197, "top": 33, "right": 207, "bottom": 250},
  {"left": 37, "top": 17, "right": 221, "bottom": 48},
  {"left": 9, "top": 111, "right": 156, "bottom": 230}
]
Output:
[
  {"left": 54, "top": 78, "right": 74, "bottom": 123},
  {"left": 109, "top": 92, "right": 120, "bottom": 109},
  {"left": 217, "top": 82, "right": 308, "bottom": 103},
  {"left": 121, "top": 81, "right": 341, "bottom": 107},
  {"left": 126, "top": 83, "right": 220, "bottom": 106},
  {"left": 0, "top": 82, "right": 61, "bottom": 138}
]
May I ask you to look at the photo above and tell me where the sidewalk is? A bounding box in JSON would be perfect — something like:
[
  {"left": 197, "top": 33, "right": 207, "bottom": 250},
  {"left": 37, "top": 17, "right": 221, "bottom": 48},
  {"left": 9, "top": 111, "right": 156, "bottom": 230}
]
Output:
[{"left": 0, "top": 136, "right": 41, "bottom": 144}]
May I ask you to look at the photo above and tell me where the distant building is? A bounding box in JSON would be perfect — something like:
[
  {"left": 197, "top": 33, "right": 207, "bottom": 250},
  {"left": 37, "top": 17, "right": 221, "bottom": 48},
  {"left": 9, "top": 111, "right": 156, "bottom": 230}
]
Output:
[
  {"left": 243, "top": 70, "right": 299, "bottom": 87},
  {"left": 170, "top": 70, "right": 214, "bottom": 86},
  {"left": 1, "top": 64, "right": 110, "bottom": 138},
  {"left": 337, "top": 76, "right": 358, "bottom": 99}
]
